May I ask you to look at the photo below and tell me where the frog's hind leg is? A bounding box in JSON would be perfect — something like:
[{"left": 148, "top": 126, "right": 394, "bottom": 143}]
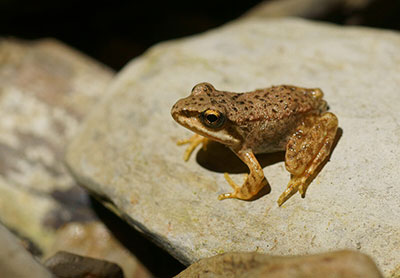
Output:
[
  {"left": 218, "top": 150, "right": 268, "bottom": 201},
  {"left": 278, "top": 112, "right": 338, "bottom": 206}
]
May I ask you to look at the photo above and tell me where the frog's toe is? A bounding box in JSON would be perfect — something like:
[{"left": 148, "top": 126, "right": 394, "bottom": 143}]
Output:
[
  {"left": 277, "top": 175, "right": 309, "bottom": 206},
  {"left": 277, "top": 184, "right": 296, "bottom": 206},
  {"left": 220, "top": 173, "right": 249, "bottom": 198},
  {"left": 298, "top": 183, "right": 308, "bottom": 197},
  {"left": 218, "top": 188, "right": 251, "bottom": 200},
  {"left": 218, "top": 192, "right": 237, "bottom": 200},
  {"left": 218, "top": 173, "right": 241, "bottom": 200},
  {"left": 177, "top": 134, "right": 208, "bottom": 161},
  {"left": 223, "top": 173, "right": 240, "bottom": 190},
  {"left": 220, "top": 173, "right": 268, "bottom": 201}
]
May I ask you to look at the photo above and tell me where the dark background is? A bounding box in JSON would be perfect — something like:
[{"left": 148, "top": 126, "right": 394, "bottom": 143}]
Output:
[{"left": 1, "top": 0, "right": 399, "bottom": 70}]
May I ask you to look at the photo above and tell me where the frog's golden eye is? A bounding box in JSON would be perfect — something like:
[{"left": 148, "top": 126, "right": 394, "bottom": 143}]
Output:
[
  {"left": 191, "top": 82, "right": 215, "bottom": 96},
  {"left": 200, "top": 109, "right": 225, "bottom": 128}
]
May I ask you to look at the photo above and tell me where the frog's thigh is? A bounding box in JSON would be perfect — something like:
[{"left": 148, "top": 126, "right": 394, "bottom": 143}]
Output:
[
  {"left": 278, "top": 112, "right": 338, "bottom": 206},
  {"left": 218, "top": 150, "right": 268, "bottom": 201}
]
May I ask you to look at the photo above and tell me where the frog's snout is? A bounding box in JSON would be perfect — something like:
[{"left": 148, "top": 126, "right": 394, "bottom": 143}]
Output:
[
  {"left": 171, "top": 101, "right": 184, "bottom": 121},
  {"left": 171, "top": 103, "right": 178, "bottom": 117}
]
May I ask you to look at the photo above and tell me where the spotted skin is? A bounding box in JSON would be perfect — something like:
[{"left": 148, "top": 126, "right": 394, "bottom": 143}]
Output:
[{"left": 171, "top": 82, "right": 338, "bottom": 206}]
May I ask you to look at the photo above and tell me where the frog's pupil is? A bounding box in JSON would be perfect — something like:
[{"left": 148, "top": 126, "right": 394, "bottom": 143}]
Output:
[
  {"left": 201, "top": 110, "right": 225, "bottom": 128},
  {"left": 207, "top": 114, "right": 218, "bottom": 123}
]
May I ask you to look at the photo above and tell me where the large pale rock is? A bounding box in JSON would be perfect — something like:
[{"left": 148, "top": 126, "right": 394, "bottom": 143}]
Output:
[{"left": 65, "top": 18, "right": 400, "bottom": 276}]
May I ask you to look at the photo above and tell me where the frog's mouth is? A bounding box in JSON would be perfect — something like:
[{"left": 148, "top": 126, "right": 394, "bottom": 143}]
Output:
[{"left": 172, "top": 110, "right": 240, "bottom": 146}]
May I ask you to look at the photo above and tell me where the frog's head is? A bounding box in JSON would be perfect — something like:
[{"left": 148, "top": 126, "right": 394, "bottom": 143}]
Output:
[{"left": 171, "top": 82, "right": 240, "bottom": 146}]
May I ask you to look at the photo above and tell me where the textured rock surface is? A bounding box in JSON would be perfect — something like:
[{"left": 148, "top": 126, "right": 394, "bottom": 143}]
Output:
[
  {"left": 66, "top": 18, "right": 400, "bottom": 276},
  {"left": 0, "top": 38, "right": 150, "bottom": 277},
  {"left": 175, "top": 250, "right": 383, "bottom": 278}
]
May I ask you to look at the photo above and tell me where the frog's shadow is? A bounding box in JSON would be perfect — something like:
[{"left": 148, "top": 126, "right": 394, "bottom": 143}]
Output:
[{"left": 196, "top": 143, "right": 284, "bottom": 174}]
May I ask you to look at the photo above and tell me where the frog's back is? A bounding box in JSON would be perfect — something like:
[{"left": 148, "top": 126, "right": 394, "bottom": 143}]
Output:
[
  {"left": 226, "top": 85, "right": 325, "bottom": 124},
  {"left": 227, "top": 85, "right": 328, "bottom": 153}
]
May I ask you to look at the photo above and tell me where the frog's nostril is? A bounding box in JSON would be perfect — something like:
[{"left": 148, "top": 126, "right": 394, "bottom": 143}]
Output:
[{"left": 181, "top": 110, "right": 191, "bottom": 117}]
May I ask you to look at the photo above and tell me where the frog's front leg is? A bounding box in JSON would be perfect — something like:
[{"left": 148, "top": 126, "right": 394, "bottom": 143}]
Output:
[
  {"left": 177, "top": 133, "right": 209, "bottom": 161},
  {"left": 218, "top": 150, "right": 268, "bottom": 201},
  {"left": 278, "top": 112, "right": 338, "bottom": 206}
]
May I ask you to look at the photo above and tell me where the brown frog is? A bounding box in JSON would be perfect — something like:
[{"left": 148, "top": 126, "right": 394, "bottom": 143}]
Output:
[{"left": 171, "top": 83, "right": 338, "bottom": 206}]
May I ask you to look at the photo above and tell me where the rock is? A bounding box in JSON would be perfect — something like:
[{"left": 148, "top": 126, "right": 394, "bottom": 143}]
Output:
[
  {"left": 0, "top": 38, "right": 150, "bottom": 277},
  {"left": 44, "top": 251, "right": 124, "bottom": 278},
  {"left": 175, "top": 250, "right": 383, "bottom": 278},
  {"left": 243, "top": 0, "right": 373, "bottom": 19},
  {"left": 0, "top": 38, "right": 112, "bottom": 250},
  {"left": 65, "top": 18, "right": 400, "bottom": 276},
  {"left": 0, "top": 223, "right": 53, "bottom": 278}
]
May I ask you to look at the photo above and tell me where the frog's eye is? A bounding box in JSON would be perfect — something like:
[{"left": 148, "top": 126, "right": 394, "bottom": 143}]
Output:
[
  {"left": 200, "top": 109, "right": 225, "bottom": 128},
  {"left": 191, "top": 82, "right": 215, "bottom": 96}
]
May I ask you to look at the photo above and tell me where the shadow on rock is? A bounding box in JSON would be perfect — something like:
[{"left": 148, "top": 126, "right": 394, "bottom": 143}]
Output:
[
  {"left": 90, "top": 197, "right": 185, "bottom": 278},
  {"left": 195, "top": 141, "right": 285, "bottom": 174}
]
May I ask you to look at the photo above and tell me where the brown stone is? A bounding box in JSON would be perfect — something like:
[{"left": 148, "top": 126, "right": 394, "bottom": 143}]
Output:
[
  {"left": 44, "top": 251, "right": 124, "bottom": 278},
  {"left": 175, "top": 250, "right": 383, "bottom": 278}
]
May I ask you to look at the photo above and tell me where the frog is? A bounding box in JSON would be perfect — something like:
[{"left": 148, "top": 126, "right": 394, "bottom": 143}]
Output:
[{"left": 171, "top": 82, "right": 338, "bottom": 206}]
